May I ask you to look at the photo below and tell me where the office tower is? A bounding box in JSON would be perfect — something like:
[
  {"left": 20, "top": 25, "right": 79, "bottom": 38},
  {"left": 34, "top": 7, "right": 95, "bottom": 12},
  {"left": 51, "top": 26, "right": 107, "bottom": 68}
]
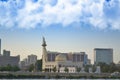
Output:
[
  {"left": 0, "top": 55, "right": 20, "bottom": 66},
  {"left": 94, "top": 48, "right": 113, "bottom": 64},
  {"left": 28, "top": 54, "right": 37, "bottom": 65},
  {"left": 3, "top": 49, "right": 10, "bottom": 56},
  {"left": 0, "top": 39, "right": 20, "bottom": 67},
  {"left": 72, "top": 52, "right": 89, "bottom": 65},
  {"left": 0, "top": 39, "right": 1, "bottom": 55},
  {"left": 19, "top": 55, "right": 37, "bottom": 70}
]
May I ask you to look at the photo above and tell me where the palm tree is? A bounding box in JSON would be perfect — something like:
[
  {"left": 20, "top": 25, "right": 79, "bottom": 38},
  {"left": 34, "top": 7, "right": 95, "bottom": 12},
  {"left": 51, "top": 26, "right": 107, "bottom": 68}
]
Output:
[
  {"left": 53, "top": 66, "right": 57, "bottom": 72},
  {"left": 64, "top": 67, "right": 69, "bottom": 73},
  {"left": 76, "top": 67, "right": 81, "bottom": 73}
]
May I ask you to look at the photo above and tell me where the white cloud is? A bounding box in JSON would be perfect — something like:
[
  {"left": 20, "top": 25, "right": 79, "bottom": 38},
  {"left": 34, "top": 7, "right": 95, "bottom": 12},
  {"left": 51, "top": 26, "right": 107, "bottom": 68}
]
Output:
[{"left": 0, "top": 0, "right": 120, "bottom": 30}]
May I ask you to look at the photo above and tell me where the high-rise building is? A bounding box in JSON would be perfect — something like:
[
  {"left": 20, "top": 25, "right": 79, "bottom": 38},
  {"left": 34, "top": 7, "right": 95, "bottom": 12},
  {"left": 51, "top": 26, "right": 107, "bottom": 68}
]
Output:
[
  {"left": 19, "top": 54, "right": 37, "bottom": 70},
  {"left": 94, "top": 48, "right": 113, "bottom": 64},
  {"left": 0, "top": 39, "right": 20, "bottom": 67},
  {"left": 0, "top": 39, "right": 1, "bottom": 55},
  {"left": 0, "top": 55, "right": 20, "bottom": 66},
  {"left": 3, "top": 49, "right": 10, "bottom": 56},
  {"left": 28, "top": 54, "right": 37, "bottom": 65}
]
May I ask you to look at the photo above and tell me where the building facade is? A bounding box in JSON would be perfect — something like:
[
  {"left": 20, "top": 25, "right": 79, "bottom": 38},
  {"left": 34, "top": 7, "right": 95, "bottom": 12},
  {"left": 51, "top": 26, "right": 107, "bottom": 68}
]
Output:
[
  {"left": 0, "top": 39, "right": 1, "bottom": 55},
  {"left": 19, "top": 54, "right": 37, "bottom": 70},
  {"left": 28, "top": 54, "right": 37, "bottom": 65},
  {"left": 3, "top": 49, "right": 10, "bottom": 56},
  {"left": 59, "top": 67, "right": 76, "bottom": 73},
  {"left": 0, "top": 39, "right": 20, "bottom": 67},
  {"left": 42, "top": 37, "right": 88, "bottom": 72},
  {"left": 94, "top": 48, "right": 113, "bottom": 64},
  {"left": 0, "top": 50, "right": 20, "bottom": 66},
  {"left": 87, "top": 59, "right": 91, "bottom": 65}
]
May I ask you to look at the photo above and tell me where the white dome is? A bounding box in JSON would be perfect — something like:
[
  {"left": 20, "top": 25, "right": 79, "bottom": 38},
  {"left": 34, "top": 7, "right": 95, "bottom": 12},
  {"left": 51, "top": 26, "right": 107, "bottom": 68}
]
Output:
[{"left": 55, "top": 54, "right": 67, "bottom": 61}]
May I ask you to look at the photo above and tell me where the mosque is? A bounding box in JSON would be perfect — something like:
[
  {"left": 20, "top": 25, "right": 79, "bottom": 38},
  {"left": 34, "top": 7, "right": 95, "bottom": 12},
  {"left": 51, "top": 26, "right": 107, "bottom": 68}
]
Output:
[{"left": 42, "top": 37, "right": 89, "bottom": 73}]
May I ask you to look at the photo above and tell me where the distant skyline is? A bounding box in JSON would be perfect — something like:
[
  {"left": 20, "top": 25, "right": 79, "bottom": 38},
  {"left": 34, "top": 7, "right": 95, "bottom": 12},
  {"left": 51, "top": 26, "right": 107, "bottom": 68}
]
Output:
[{"left": 0, "top": 0, "right": 120, "bottom": 63}]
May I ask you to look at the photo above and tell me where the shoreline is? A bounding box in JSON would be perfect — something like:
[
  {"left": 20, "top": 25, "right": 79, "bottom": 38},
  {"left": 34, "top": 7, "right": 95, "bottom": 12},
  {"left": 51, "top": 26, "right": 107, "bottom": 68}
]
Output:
[{"left": 0, "top": 72, "right": 120, "bottom": 79}]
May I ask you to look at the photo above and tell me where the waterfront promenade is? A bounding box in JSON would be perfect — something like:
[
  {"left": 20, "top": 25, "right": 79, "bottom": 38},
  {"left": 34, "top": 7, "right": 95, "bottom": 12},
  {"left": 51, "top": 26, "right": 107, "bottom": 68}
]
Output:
[{"left": 0, "top": 71, "right": 117, "bottom": 79}]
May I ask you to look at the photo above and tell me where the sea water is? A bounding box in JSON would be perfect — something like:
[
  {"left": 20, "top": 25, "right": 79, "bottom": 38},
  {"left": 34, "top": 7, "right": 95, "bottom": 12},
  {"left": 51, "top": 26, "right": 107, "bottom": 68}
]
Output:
[{"left": 0, "top": 79, "right": 120, "bottom": 80}]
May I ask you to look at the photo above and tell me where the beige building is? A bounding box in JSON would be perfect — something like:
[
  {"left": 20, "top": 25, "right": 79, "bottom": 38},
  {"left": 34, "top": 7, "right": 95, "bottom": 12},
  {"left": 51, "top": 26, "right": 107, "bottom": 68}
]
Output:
[{"left": 42, "top": 37, "right": 83, "bottom": 72}]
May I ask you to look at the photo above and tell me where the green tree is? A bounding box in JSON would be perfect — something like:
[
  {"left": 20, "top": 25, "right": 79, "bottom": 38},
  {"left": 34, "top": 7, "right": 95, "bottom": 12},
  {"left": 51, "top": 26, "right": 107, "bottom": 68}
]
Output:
[
  {"left": 96, "top": 62, "right": 118, "bottom": 73},
  {"left": 28, "top": 64, "right": 35, "bottom": 72},
  {"left": 92, "top": 65, "right": 96, "bottom": 72},
  {"left": 12, "top": 66, "right": 20, "bottom": 72},
  {"left": 109, "top": 63, "right": 117, "bottom": 73},
  {"left": 96, "top": 62, "right": 109, "bottom": 73},
  {"left": 84, "top": 65, "right": 90, "bottom": 72},
  {"left": 53, "top": 66, "right": 57, "bottom": 72},
  {"left": 0, "top": 66, "right": 4, "bottom": 71},
  {"left": 6, "top": 64, "right": 12, "bottom": 71},
  {"left": 64, "top": 67, "right": 69, "bottom": 73},
  {"left": 36, "top": 59, "right": 42, "bottom": 71},
  {"left": 76, "top": 67, "right": 81, "bottom": 72},
  {"left": 0, "top": 65, "right": 20, "bottom": 72}
]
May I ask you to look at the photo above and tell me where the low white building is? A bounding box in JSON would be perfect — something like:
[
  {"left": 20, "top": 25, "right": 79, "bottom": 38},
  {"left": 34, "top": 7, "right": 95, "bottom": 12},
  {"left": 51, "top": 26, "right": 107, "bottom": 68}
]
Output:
[{"left": 59, "top": 67, "right": 76, "bottom": 73}]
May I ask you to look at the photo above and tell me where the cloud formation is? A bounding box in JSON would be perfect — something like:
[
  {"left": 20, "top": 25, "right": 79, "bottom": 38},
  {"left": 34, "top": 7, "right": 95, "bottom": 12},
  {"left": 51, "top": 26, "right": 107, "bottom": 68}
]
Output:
[{"left": 0, "top": 0, "right": 120, "bottom": 30}]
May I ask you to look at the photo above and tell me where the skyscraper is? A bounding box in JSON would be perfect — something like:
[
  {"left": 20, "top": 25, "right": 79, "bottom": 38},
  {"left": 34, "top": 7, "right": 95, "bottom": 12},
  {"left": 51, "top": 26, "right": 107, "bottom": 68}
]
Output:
[
  {"left": 28, "top": 54, "right": 37, "bottom": 65},
  {"left": 3, "top": 49, "right": 10, "bottom": 56},
  {"left": 94, "top": 48, "right": 113, "bottom": 64},
  {"left": 0, "top": 39, "right": 1, "bottom": 55}
]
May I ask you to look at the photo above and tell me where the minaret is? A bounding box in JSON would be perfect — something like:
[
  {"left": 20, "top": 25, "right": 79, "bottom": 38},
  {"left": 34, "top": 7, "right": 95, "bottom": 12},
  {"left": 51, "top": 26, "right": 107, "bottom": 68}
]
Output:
[
  {"left": 42, "top": 37, "right": 47, "bottom": 47},
  {"left": 42, "top": 37, "right": 47, "bottom": 71},
  {"left": 42, "top": 37, "right": 47, "bottom": 61},
  {"left": 42, "top": 37, "right": 47, "bottom": 64}
]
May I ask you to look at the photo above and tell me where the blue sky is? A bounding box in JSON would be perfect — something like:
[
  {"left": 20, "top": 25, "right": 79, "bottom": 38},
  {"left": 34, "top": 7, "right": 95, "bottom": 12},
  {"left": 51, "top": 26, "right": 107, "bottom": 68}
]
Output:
[{"left": 0, "top": 0, "right": 120, "bottom": 63}]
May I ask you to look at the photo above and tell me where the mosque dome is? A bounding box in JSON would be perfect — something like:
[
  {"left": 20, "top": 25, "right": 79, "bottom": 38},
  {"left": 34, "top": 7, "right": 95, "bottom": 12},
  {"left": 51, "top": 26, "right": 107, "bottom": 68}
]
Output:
[{"left": 55, "top": 54, "right": 67, "bottom": 61}]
